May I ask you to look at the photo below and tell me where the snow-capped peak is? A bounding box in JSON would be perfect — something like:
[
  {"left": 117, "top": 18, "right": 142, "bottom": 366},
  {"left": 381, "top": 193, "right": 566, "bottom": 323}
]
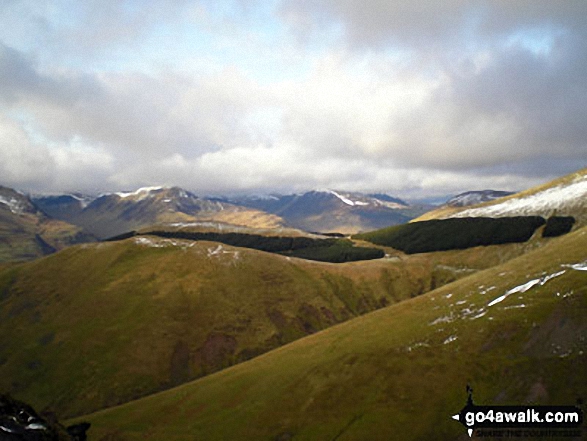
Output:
[
  {"left": 328, "top": 190, "right": 369, "bottom": 206},
  {"left": 446, "top": 190, "right": 513, "bottom": 208},
  {"left": 114, "top": 186, "right": 165, "bottom": 201},
  {"left": 326, "top": 190, "right": 409, "bottom": 208}
]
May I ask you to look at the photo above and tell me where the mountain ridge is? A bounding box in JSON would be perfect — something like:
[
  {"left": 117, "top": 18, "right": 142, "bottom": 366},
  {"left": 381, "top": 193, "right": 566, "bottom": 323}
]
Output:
[
  {"left": 33, "top": 186, "right": 285, "bottom": 239},
  {"left": 0, "top": 186, "right": 95, "bottom": 262},
  {"left": 222, "top": 190, "right": 427, "bottom": 234}
]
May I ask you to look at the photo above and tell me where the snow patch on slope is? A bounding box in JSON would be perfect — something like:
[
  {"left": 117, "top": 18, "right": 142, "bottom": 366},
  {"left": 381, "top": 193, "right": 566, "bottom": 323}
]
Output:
[
  {"left": 454, "top": 175, "right": 587, "bottom": 218},
  {"left": 329, "top": 190, "right": 363, "bottom": 206},
  {"left": 563, "top": 261, "right": 587, "bottom": 271},
  {"left": 115, "top": 186, "right": 164, "bottom": 201},
  {"left": 487, "top": 271, "right": 566, "bottom": 307},
  {"left": 67, "top": 193, "right": 94, "bottom": 208},
  {"left": 133, "top": 236, "right": 195, "bottom": 249},
  {"left": 0, "top": 195, "right": 26, "bottom": 214},
  {"left": 207, "top": 244, "right": 240, "bottom": 261}
]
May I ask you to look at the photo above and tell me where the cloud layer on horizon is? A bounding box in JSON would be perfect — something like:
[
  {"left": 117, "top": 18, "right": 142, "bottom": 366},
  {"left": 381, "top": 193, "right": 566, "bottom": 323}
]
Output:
[{"left": 1, "top": 0, "right": 586, "bottom": 198}]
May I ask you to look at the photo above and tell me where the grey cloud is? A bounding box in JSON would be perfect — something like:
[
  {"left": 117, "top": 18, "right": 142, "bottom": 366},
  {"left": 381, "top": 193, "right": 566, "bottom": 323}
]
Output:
[
  {"left": 279, "top": 0, "right": 587, "bottom": 50},
  {"left": 0, "top": 43, "right": 46, "bottom": 103},
  {"left": 0, "top": 42, "right": 267, "bottom": 159},
  {"left": 0, "top": 0, "right": 195, "bottom": 60},
  {"left": 1, "top": 2, "right": 586, "bottom": 198},
  {"left": 0, "top": 115, "right": 55, "bottom": 188}
]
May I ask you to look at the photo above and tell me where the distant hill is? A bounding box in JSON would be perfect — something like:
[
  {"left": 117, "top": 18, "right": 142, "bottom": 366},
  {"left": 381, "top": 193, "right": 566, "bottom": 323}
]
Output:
[
  {"left": 415, "top": 168, "right": 587, "bottom": 224},
  {"left": 224, "top": 190, "right": 430, "bottom": 234},
  {"left": 34, "top": 187, "right": 285, "bottom": 239},
  {"left": 0, "top": 186, "right": 94, "bottom": 262},
  {"left": 445, "top": 189, "right": 514, "bottom": 207}
]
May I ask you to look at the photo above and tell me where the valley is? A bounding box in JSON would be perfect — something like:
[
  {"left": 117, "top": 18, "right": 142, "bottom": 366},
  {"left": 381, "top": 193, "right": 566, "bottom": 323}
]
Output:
[
  {"left": 76, "top": 224, "right": 587, "bottom": 440},
  {"left": 3, "top": 3, "right": 587, "bottom": 439}
]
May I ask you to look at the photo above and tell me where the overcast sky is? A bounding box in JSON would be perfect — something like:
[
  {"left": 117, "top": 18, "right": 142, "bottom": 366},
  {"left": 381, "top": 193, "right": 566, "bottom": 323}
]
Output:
[{"left": 1, "top": 1, "right": 586, "bottom": 199}]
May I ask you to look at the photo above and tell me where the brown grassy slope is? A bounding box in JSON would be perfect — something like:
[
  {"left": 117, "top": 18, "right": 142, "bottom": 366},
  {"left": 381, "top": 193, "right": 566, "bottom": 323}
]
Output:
[
  {"left": 79, "top": 226, "right": 587, "bottom": 441},
  {"left": 0, "top": 234, "right": 542, "bottom": 418},
  {"left": 0, "top": 205, "right": 93, "bottom": 262}
]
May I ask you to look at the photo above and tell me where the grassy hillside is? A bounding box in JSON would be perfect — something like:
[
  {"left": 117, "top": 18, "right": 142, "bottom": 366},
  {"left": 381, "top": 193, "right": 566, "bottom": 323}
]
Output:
[
  {"left": 0, "top": 235, "right": 538, "bottom": 419},
  {"left": 0, "top": 201, "right": 94, "bottom": 263},
  {"left": 78, "top": 226, "right": 587, "bottom": 441},
  {"left": 111, "top": 229, "right": 385, "bottom": 263}
]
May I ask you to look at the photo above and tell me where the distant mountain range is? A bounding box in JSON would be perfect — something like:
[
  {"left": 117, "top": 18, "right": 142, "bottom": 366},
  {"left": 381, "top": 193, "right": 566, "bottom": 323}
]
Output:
[
  {"left": 33, "top": 187, "right": 284, "bottom": 240},
  {"left": 219, "top": 190, "right": 430, "bottom": 234},
  {"left": 3, "top": 168, "right": 586, "bottom": 262},
  {"left": 33, "top": 188, "right": 432, "bottom": 239}
]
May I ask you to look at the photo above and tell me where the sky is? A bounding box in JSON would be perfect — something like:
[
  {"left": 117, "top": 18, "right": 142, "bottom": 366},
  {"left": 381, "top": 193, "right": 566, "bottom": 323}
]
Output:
[{"left": 1, "top": 0, "right": 586, "bottom": 200}]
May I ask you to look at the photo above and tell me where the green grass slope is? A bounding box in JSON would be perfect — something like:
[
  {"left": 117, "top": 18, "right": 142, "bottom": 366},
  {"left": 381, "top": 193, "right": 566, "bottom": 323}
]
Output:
[
  {"left": 80, "top": 227, "right": 587, "bottom": 441},
  {"left": 0, "top": 234, "right": 540, "bottom": 419}
]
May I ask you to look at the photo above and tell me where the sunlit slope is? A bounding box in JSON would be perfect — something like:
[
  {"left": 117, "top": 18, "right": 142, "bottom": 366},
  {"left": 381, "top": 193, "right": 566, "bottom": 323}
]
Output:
[
  {"left": 82, "top": 228, "right": 587, "bottom": 441},
  {"left": 415, "top": 167, "right": 587, "bottom": 225},
  {"left": 0, "top": 235, "right": 523, "bottom": 418}
]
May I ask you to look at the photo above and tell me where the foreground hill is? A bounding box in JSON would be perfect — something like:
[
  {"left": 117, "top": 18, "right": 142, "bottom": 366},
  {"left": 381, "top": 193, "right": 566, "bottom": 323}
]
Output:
[
  {"left": 79, "top": 226, "right": 587, "bottom": 441},
  {"left": 224, "top": 190, "right": 430, "bottom": 234},
  {"left": 34, "top": 187, "right": 284, "bottom": 239},
  {"left": 416, "top": 168, "right": 587, "bottom": 224},
  {"left": 0, "top": 229, "right": 537, "bottom": 418},
  {"left": 0, "top": 186, "right": 94, "bottom": 262}
]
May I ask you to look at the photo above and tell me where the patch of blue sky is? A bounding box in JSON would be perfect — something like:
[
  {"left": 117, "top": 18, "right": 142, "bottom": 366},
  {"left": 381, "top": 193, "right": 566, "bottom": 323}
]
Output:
[
  {"left": 505, "top": 27, "right": 563, "bottom": 57},
  {"left": 127, "top": 4, "right": 322, "bottom": 84},
  {"left": 4, "top": 108, "right": 65, "bottom": 150}
]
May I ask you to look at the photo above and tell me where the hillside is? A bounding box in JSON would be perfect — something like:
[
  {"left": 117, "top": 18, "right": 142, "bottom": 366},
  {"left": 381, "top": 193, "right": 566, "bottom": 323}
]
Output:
[
  {"left": 0, "top": 186, "right": 95, "bottom": 262},
  {"left": 34, "top": 187, "right": 285, "bottom": 239},
  {"left": 0, "top": 231, "right": 539, "bottom": 418},
  {"left": 78, "top": 225, "right": 587, "bottom": 441},
  {"left": 354, "top": 216, "right": 575, "bottom": 254},
  {"left": 224, "top": 190, "right": 430, "bottom": 234},
  {"left": 415, "top": 168, "right": 587, "bottom": 225}
]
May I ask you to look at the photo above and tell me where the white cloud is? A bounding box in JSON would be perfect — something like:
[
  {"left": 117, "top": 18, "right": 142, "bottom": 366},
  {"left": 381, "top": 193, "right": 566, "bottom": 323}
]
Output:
[{"left": 0, "top": 1, "right": 585, "bottom": 198}]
